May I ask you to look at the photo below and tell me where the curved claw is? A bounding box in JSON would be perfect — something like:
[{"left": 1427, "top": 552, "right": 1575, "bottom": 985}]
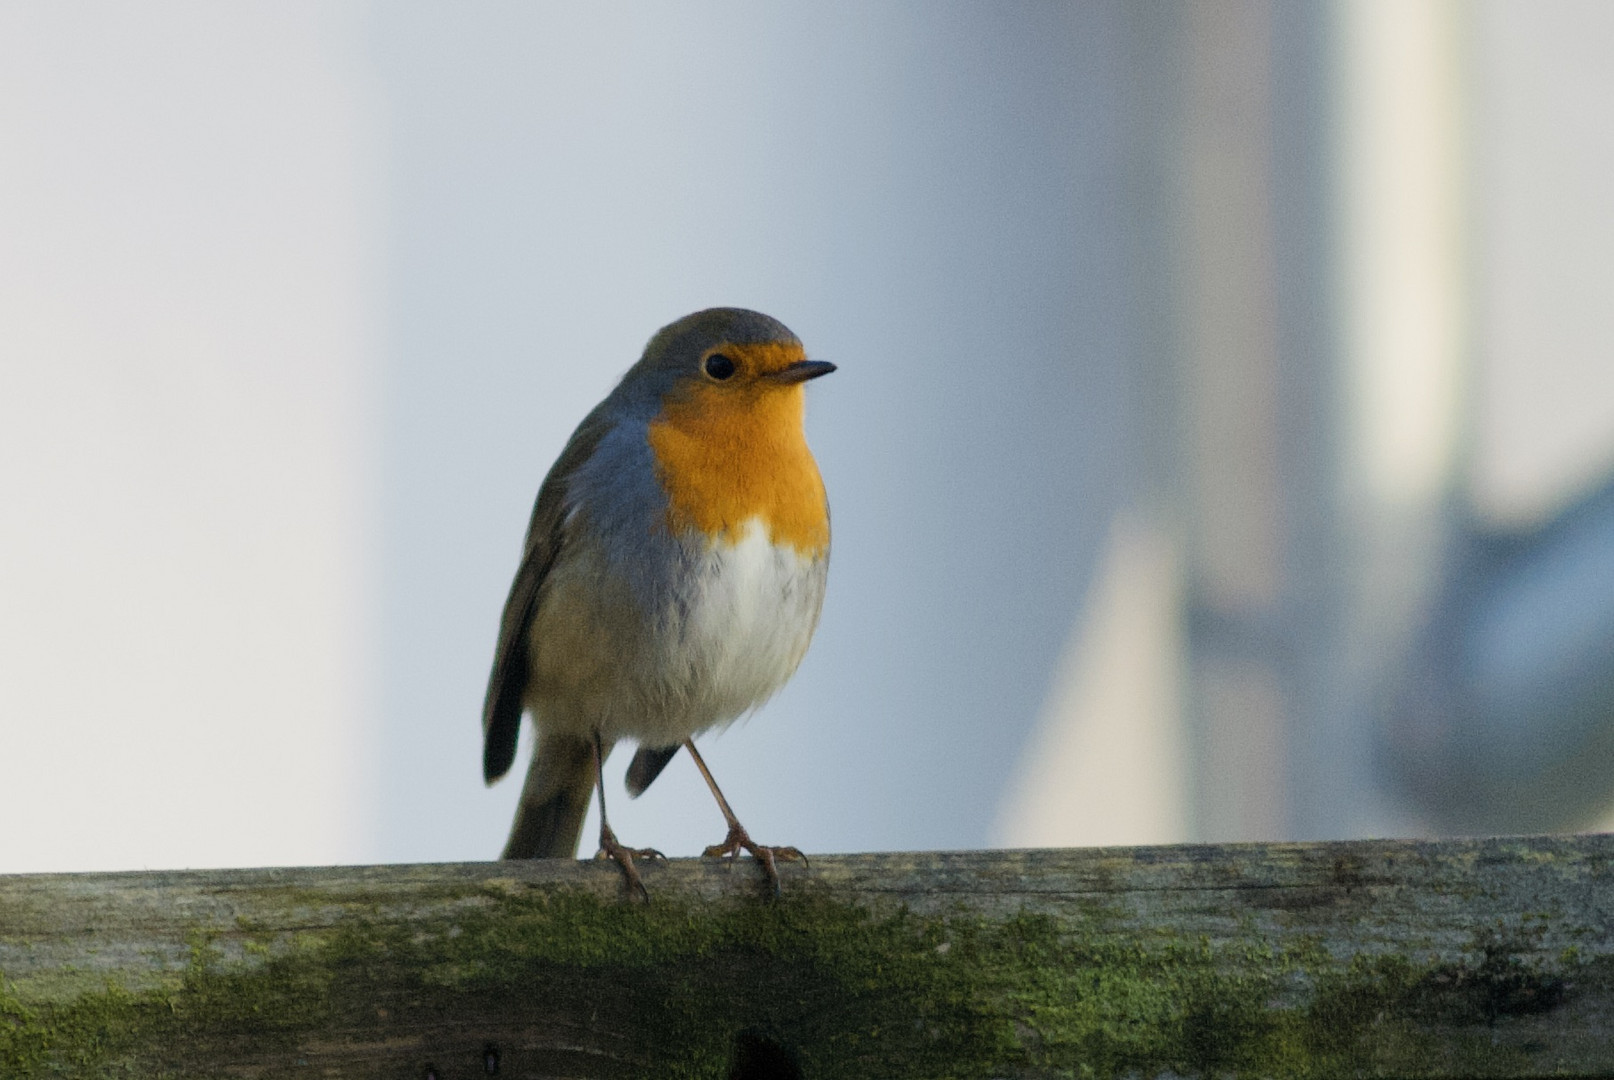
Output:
[
  {"left": 631, "top": 846, "right": 670, "bottom": 863},
  {"left": 768, "top": 845, "right": 809, "bottom": 867},
  {"left": 595, "top": 825, "right": 662, "bottom": 902},
  {"left": 702, "top": 825, "right": 807, "bottom": 897}
]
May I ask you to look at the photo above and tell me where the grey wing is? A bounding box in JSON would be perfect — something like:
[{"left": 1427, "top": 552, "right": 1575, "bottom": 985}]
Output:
[
  {"left": 481, "top": 406, "right": 614, "bottom": 785},
  {"left": 480, "top": 542, "right": 549, "bottom": 785}
]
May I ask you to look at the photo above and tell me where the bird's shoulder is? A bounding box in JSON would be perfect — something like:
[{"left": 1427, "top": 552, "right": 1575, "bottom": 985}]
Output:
[{"left": 522, "top": 400, "right": 624, "bottom": 552}]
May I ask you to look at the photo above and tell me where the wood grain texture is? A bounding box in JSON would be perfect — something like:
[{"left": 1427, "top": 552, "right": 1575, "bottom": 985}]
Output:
[{"left": 3, "top": 836, "right": 1614, "bottom": 1077}]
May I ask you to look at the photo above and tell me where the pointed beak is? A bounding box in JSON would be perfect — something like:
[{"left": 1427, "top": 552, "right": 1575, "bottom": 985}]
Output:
[{"left": 767, "top": 359, "right": 837, "bottom": 384}]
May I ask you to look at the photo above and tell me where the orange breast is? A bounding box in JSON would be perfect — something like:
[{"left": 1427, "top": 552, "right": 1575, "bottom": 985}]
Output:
[{"left": 646, "top": 362, "right": 829, "bottom": 557}]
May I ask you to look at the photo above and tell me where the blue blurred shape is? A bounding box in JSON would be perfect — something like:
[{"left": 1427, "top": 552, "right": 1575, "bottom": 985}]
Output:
[{"left": 1383, "top": 472, "right": 1614, "bottom": 831}]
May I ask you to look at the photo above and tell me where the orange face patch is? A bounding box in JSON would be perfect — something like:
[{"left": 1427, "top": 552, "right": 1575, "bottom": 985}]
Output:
[{"left": 646, "top": 342, "right": 829, "bottom": 556}]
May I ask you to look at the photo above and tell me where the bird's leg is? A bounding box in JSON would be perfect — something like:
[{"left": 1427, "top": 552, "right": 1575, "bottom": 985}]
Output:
[
  {"left": 591, "top": 731, "right": 664, "bottom": 901},
  {"left": 684, "top": 739, "right": 806, "bottom": 896}
]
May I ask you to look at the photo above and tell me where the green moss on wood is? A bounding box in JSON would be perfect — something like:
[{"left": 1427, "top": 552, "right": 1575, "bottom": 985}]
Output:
[{"left": 2, "top": 879, "right": 1599, "bottom": 1078}]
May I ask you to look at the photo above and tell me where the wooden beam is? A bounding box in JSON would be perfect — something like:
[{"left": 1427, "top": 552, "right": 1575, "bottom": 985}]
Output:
[{"left": 3, "top": 835, "right": 1613, "bottom": 1077}]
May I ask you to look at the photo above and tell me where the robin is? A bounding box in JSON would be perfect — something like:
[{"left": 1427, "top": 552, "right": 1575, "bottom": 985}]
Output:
[{"left": 481, "top": 307, "right": 834, "bottom": 898}]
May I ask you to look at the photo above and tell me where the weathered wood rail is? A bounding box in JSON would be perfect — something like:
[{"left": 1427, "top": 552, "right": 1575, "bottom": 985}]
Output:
[{"left": 3, "top": 835, "right": 1613, "bottom": 1077}]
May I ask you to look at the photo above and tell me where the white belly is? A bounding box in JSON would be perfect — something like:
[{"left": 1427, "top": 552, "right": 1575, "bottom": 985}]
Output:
[
  {"left": 668, "top": 518, "right": 826, "bottom": 730},
  {"left": 529, "top": 517, "right": 827, "bottom": 745}
]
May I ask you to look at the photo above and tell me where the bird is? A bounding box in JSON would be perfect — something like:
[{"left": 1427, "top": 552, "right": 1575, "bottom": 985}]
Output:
[{"left": 481, "top": 307, "right": 834, "bottom": 898}]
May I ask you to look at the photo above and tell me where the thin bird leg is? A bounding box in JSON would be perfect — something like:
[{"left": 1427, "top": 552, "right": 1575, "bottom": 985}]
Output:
[
  {"left": 683, "top": 739, "right": 807, "bottom": 896},
  {"left": 591, "top": 731, "right": 663, "bottom": 901}
]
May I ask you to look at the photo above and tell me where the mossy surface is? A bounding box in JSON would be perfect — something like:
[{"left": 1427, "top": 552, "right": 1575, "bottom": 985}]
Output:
[{"left": 1, "top": 880, "right": 1601, "bottom": 1079}]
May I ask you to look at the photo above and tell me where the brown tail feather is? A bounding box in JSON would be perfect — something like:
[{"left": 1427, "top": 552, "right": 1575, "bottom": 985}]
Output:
[{"left": 501, "top": 732, "right": 603, "bottom": 859}]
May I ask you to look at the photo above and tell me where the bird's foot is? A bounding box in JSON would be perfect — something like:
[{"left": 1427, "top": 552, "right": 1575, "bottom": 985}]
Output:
[
  {"left": 702, "top": 823, "right": 808, "bottom": 897},
  {"left": 595, "top": 824, "right": 665, "bottom": 902}
]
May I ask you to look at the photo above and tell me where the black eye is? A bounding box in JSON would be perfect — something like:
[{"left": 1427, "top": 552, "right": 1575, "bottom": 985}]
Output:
[{"left": 704, "top": 353, "right": 736, "bottom": 381}]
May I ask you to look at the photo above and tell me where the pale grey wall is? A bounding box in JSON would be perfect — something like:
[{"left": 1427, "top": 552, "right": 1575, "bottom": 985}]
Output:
[{"left": 0, "top": 1, "right": 381, "bottom": 873}]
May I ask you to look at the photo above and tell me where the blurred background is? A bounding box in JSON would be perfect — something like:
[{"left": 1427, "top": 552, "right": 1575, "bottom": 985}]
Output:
[{"left": 5, "top": 1, "right": 1614, "bottom": 873}]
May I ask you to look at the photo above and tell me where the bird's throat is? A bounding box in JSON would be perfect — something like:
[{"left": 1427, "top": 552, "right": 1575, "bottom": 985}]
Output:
[{"left": 646, "top": 385, "right": 829, "bottom": 557}]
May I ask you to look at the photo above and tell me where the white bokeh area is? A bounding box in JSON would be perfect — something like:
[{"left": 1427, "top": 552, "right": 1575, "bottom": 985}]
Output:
[{"left": 0, "top": 3, "right": 381, "bottom": 872}]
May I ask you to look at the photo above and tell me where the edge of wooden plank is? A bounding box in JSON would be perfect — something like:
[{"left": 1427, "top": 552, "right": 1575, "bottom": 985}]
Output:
[{"left": 3, "top": 836, "right": 1612, "bottom": 1077}]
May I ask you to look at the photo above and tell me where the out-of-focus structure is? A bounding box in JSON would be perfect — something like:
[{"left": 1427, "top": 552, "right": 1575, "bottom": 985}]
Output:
[{"left": 1001, "top": 0, "right": 1614, "bottom": 845}]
